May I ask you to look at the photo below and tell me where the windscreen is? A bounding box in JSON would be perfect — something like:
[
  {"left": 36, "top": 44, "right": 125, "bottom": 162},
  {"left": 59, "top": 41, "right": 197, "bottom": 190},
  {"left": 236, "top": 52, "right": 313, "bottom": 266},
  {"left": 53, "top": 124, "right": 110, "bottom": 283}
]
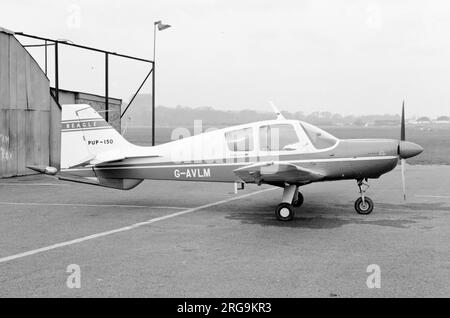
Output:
[{"left": 301, "top": 122, "right": 338, "bottom": 149}]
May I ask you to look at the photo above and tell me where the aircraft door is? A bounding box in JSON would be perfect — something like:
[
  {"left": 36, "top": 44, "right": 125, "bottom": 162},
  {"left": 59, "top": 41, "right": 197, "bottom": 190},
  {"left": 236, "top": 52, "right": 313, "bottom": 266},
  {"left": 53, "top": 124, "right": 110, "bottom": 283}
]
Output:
[{"left": 257, "top": 123, "right": 314, "bottom": 161}]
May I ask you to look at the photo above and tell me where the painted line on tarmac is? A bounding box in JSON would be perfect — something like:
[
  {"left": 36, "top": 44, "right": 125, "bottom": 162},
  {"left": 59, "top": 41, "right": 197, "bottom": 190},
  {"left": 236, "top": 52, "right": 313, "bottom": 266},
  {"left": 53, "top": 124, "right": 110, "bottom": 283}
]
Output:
[
  {"left": 0, "top": 188, "right": 276, "bottom": 264},
  {"left": 0, "top": 202, "right": 188, "bottom": 209},
  {"left": 415, "top": 195, "right": 450, "bottom": 199},
  {"left": 0, "top": 183, "right": 66, "bottom": 186}
]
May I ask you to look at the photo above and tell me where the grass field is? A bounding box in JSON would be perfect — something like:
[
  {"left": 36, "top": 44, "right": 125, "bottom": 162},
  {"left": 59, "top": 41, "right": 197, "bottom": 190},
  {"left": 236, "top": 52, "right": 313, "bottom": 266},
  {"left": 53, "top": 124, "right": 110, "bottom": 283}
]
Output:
[{"left": 123, "top": 125, "right": 449, "bottom": 165}]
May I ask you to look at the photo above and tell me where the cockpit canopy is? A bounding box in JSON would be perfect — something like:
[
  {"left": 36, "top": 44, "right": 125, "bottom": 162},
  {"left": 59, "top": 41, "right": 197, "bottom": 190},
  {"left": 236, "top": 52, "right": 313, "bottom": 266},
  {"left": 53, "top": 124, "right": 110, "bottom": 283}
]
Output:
[{"left": 224, "top": 120, "right": 338, "bottom": 153}]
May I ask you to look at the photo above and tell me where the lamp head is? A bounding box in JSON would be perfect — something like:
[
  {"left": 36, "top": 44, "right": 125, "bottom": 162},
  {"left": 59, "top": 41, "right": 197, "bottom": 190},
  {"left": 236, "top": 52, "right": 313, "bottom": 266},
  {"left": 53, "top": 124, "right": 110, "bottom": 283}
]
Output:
[{"left": 154, "top": 20, "right": 171, "bottom": 31}]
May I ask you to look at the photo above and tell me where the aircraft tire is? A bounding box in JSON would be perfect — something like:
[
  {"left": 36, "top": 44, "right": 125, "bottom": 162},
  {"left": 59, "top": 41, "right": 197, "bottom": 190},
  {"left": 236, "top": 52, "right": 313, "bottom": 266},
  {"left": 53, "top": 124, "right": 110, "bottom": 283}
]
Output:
[
  {"left": 275, "top": 203, "right": 295, "bottom": 221},
  {"left": 354, "top": 197, "right": 374, "bottom": 215},
  {"left": 292, "top": 192, "right": 304, "bottom": 207}
]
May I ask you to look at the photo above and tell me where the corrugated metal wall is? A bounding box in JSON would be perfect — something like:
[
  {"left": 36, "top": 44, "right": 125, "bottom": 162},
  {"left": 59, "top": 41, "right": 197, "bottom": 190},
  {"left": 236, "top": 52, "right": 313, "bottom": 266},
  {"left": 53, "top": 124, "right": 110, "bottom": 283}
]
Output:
[{"left": 0, "top": 31, "right": 60, "bottom": 177}]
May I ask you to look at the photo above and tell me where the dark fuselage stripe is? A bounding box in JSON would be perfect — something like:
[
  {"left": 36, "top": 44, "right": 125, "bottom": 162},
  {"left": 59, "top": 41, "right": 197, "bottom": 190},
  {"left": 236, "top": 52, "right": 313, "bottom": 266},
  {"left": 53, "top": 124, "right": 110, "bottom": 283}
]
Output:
[
  {"left": 63, "top": 156, "right": 398, "bottom": 172},
  {"left": 62, "top": 119, "right": 111, "bottom": 132},
  {"left": 61, "top": 118, "right": 102, "bottom": 123},
  {"left": 61, "top": 127, "right": 114, "bottom": 133}
]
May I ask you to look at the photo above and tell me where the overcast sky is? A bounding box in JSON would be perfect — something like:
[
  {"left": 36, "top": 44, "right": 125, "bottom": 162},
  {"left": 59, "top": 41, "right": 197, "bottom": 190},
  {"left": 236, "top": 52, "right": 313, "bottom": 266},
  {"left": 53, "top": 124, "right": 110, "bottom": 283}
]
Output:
[{"left": 1, "top": 0, "right": 450, "bottom": 117}]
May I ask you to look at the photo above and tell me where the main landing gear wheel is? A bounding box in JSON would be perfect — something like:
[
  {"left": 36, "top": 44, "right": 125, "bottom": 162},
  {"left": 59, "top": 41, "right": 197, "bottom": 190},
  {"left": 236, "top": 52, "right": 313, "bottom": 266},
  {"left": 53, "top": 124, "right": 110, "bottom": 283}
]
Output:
[
  {"left": 275, "top": 203, "right": 295, "bottom": 221},
  {"left": 354, "top": 197, "right": 374, "bottom": 215},
  {"left": 292, "top": 192, "right": 304, "bottom": 208}
]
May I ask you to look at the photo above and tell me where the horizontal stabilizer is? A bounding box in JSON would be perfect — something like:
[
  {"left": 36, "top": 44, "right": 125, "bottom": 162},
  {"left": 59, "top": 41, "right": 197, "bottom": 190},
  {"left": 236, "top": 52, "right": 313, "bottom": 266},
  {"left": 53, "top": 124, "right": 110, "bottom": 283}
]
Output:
[
  {"left": 27, "top": 165, "right": 143, "bottom": 190},
  {"left": 91, "top": 153, "right": 160, "bottom": 166},
  {"left": 68, "top": 155, "right": 96, "bottom": 169},
  {"left": 68, "top": 152, "right": 161, "bottom": 168}
]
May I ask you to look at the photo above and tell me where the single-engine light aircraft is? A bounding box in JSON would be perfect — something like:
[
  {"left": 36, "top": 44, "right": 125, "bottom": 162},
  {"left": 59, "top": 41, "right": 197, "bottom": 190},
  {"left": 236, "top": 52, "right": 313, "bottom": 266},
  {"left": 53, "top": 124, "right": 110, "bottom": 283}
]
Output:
[{"left": 30, "top": 102, "right": 423, "bottom": 221}]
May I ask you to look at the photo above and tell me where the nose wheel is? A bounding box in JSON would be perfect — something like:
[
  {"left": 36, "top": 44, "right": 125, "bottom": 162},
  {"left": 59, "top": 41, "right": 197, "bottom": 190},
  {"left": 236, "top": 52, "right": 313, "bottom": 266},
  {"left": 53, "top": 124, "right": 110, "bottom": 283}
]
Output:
[
  {"left": 355, "top": 179, "right": 374, "bottom": 215},
  {"left": 355, "top": 197, "right": 374, "bottom": 214}
]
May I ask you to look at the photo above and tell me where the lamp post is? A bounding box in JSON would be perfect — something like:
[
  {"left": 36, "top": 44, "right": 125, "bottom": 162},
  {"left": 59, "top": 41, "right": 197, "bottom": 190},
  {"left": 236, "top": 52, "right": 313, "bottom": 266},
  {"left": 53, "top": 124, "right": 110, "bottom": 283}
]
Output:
[{"left": 152, "top": 20, "right": 171, "bottom": 146}]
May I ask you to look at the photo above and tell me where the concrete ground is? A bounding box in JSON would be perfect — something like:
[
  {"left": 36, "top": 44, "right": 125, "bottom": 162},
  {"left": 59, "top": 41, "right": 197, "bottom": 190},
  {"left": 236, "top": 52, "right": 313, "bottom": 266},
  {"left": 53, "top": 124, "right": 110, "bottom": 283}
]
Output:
[{"left": 0, "top": 165, "right": 449, "bottom": 298}]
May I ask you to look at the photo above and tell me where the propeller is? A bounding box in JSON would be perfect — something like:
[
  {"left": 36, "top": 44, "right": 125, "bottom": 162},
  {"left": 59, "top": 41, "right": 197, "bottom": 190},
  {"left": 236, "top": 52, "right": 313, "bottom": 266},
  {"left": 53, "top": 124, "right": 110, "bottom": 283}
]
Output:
[
  {"left": 396, "top": 102, "right": 423, "bottom": 200},
  {"left": 400, "top": 101, "right": 406, "bottom": 200}
]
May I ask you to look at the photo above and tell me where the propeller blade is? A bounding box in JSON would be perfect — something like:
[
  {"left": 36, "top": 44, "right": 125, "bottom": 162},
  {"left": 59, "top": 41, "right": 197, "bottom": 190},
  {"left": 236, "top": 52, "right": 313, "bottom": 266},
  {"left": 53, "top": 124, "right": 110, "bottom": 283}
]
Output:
[
  {"left": 400, "top": 102, "right": 406, "bottom": 200},
  {"left": 401, "top": 159, "right": 406, "bottom": 200},
  {"left": 401, "top": 100, "right": 406, "bottom": 141}
]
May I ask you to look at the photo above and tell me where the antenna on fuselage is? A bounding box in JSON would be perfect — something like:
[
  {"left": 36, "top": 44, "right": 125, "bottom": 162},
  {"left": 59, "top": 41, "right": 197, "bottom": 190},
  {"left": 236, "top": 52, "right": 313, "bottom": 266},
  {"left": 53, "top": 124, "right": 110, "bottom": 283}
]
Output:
[{"left": 269, "top": 101, "right": 286, "bottom": 120}]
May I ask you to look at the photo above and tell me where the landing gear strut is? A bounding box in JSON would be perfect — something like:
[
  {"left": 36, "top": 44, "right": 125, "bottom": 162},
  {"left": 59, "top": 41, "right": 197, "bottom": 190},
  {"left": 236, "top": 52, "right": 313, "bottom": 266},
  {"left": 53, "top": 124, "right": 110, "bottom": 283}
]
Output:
[
  {"left": 354, "top": 179, "right": 374, "bottom": 215},
  {"left": 275, "top": 185, "right": 303, "bottom": 221}
]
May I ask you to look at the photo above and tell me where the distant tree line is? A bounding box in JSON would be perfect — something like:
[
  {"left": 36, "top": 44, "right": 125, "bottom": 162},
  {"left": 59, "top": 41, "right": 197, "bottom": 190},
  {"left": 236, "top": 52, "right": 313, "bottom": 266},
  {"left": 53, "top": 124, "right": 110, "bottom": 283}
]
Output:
[{"left": 123, "top": 94, "right": 402, "bottom": 127}]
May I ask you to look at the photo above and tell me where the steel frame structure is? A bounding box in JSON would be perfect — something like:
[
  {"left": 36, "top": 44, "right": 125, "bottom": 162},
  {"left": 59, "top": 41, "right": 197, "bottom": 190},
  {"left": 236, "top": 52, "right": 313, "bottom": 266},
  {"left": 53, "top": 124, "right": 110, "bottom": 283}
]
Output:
[{"left": 16, "top": 32, "right": 157, "bottom": 145}]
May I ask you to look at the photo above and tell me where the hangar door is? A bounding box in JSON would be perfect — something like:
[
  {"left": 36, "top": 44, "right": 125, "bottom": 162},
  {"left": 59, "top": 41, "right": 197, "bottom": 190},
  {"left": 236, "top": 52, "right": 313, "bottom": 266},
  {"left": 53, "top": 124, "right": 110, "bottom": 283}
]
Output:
[{"left": 0, "top": 30, "right": 60, "bottom": 178}]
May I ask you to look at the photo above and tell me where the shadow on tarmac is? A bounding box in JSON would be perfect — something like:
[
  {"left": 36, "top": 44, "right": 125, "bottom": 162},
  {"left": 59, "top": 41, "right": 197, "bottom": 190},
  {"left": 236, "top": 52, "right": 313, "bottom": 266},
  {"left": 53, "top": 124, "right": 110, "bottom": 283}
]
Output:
[{"left": 223, "top": 201, "right": 442, "bottom": 229}]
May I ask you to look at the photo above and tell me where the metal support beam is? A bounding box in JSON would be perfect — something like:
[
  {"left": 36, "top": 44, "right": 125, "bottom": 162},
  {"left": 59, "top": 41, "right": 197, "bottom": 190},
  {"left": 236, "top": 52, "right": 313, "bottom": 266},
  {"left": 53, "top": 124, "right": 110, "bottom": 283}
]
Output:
[
  {"left": 120, "top": 68, "right": 153, "bottom": 118},
  {"left": 54, "top": 42, "right": 59, "bottom": 104},
  {"left": 15, "top": 32, "right": 154, "bottom": 64},
  {"left": 105, "top": 53, "right": 109, "bottom": 122},
  {"left": 44, "top": 40, "right": 47, "bottom": 76},
  {"left": 152, "top": 62, "right": 156, "bottom": 146}
]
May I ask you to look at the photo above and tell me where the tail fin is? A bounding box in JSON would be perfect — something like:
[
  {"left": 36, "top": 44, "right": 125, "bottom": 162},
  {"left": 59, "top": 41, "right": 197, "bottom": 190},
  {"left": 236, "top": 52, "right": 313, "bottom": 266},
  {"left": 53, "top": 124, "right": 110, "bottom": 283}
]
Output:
[{"left": 61, "top": 104, "right": 133, "bottom": 169}]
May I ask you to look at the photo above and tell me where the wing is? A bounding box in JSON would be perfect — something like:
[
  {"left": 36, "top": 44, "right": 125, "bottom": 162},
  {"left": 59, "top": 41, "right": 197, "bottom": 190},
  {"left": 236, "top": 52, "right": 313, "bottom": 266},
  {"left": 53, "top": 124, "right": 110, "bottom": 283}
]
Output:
[{"left": 233, "top": 161, "right": 325, "bottom": 185}]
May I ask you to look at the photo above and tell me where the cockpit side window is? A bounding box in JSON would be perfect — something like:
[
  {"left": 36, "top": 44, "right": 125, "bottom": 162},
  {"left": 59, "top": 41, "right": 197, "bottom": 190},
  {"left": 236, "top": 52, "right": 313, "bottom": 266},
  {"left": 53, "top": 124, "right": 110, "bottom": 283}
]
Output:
[
  {"left": 259, "top": 124, "right": 300, "bottom": 151},
  {"left": 301, "top": 122, "right": 338, "bottom": 149},
  {"left": 225, "top": 127, "right": 254, "bottom": 152}
]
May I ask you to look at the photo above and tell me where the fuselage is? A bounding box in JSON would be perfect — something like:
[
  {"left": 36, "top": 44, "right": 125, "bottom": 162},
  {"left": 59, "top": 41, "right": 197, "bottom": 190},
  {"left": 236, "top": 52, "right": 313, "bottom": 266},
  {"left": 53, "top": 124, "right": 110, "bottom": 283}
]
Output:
[{"left": 62, "top": 119, "right": 422, "bottom": 186}]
